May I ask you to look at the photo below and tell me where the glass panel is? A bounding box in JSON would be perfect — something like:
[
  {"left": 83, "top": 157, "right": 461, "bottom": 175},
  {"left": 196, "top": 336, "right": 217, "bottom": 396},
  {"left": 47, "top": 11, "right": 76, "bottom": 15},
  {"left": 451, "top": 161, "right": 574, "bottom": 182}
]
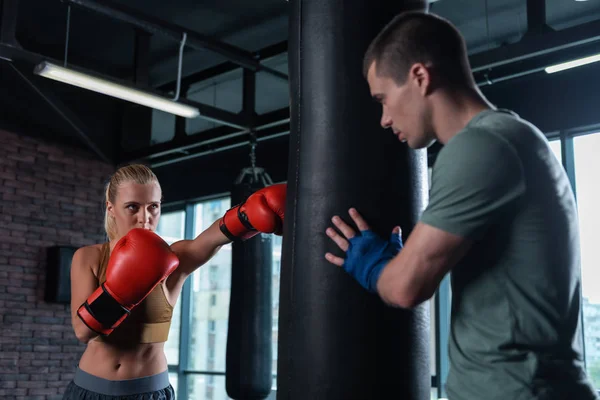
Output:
[
  {"left": 573, "top": 133, "right": 600, "bottom": 388},
  {"left": 150, "top": 109, "right": 176, "bottom": 145},
  {"left": 430, "top": 293, "right": 437, "bottom": 377},
  {"left": 548, "top": 139, "right": 562, "bottom": 165},
  {"left": 255, "top": 53, "right": 289, "bottom": 114},
  {"left": 185, "top": 71, "right": 243, "bottom": 135},
  {"left": 187, "top": 374, "right": 231, "bottom": 400},
  {"left": 426, "top": 167, "right": 439, "bottom": 381},
  {"left": 156, "top": 211, "right": 186, "bottom": 243},
  {"left": 272, "top": 235, "right": 282, "bottom": 375},
  {"left": 169, "top": 372, "right": 178, "bottom": 394},
  {"left": 166, "top": 297, "right": 182, "bottom": 366},
  {"left": 428, "top": 166, "right": 433, "bottom": 189},
  {"left": 189, "top": 198, "right": 232, "bottom": 372},
  {"left": 155, "top": 210, "right": 186, "bottom": 366}
]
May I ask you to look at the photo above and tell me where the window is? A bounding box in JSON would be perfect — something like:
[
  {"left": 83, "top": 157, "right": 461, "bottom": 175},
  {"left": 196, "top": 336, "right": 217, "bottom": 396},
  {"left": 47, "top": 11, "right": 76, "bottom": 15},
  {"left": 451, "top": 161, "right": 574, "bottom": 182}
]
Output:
[
  {"left": 548, "top": 138, "right": 562, "bottom": 165},
  {"left": 162, "top": 195, "right": 285, "bottom": 399},
  {"left": 573, "top": 133, "right": 600, "bottom": 388},
  {"left": 271, "top": 234, "right": 282, "bottom": 377},
  {"left": 188, "top": 198, "right": 232, "bottom": 400},
  {"left": 155, "top": 210, "right": 186, "bottom": 367},
  {"left": 156, "top": 211, "right": 186, "bottom": 243},
  {"left": 427, "top": 165, "right": 449, "bottom": 400},
  {"left": 209, "top": 265, "right": 218, "bottom": 281}
]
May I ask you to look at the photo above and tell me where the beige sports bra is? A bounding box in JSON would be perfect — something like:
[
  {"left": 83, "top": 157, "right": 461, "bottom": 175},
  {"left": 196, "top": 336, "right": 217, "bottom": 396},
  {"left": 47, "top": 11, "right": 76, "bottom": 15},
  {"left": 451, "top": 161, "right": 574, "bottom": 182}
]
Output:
[{"left": 96, "top": 242, "right": 174, "bottom": 344}]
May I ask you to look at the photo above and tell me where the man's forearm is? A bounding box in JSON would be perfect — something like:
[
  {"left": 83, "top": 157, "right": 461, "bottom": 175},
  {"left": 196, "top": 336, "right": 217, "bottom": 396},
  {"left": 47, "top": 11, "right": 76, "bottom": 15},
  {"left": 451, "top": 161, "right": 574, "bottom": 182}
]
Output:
[{"left": 376, "top": 251, "right": 433, "bottom": 309}]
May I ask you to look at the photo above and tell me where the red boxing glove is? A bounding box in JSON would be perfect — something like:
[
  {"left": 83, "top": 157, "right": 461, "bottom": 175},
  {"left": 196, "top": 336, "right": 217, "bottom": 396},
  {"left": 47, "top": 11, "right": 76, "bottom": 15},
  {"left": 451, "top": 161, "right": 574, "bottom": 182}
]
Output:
[
  {"left": 77, "top": 228, "right": 179, "bottom": 336},
  {"left": 220, "top": 183, "right": 286, "bottom": 241}
]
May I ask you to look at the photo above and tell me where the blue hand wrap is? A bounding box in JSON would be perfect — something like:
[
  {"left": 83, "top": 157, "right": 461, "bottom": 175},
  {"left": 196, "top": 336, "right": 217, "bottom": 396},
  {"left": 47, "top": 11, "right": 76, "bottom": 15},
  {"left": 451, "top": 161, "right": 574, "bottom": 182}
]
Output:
[{"left": 343, "top": 230, "right": 403, "bottom": 293}]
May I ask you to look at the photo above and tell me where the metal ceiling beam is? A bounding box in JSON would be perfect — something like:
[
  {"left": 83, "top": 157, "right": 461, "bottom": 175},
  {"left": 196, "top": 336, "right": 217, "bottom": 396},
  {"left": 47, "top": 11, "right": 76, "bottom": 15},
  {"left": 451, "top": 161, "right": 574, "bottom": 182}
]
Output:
[
  {"left": 471, "top": 0, "right": 600, "bottom": 87},
  {"left": 126, "top": 11, "right": 600, "bottom": 166},
  {"left": 0, "top": 42, "right": 47, "bottom": 65},
  {"left": 470, "top": 18, "right": 600, "bottom": 73},
  {"left": 242, "top": 69, "right": 256, "bottom": 118},
  {"left": 150, "top": 123, "right": 289, "bottom": 169},
  {"left": 1, "top": 0, "right": 20, "bottom": 47},
  {"left": 63, "top": 0, "right": 288, "bottom": 82},
  {"left": 120, "top": 107, "right": 289, "bottom": 165},
  {"left": 526, "top": 0, "right": 550, "bottom": 36},
  {"left": 158, "top": 40, "right": 288, "bottom": 93},
  {"left": 133, "top": 29, "right": 151, "bottom": 87},
  {"left": 474, "top": 38, "right": 600, "bottom": 86},
  {"left": 183, "top": 99, "right": 250, "bottom": 130},
  {"left": 9, "top": 63, "right": 112, "bottom": 163}
]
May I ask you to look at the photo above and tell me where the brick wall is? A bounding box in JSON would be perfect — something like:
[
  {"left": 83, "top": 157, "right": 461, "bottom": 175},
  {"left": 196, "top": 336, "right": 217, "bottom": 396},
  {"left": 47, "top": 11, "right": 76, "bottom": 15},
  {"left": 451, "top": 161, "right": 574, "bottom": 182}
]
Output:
[{"left": 0, "top": 129, "right": 114, "bottom": 399}]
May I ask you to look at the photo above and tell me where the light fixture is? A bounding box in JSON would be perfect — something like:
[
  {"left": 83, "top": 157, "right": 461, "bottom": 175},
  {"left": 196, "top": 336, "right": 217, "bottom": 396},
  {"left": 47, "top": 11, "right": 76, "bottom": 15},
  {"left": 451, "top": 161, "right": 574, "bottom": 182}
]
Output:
[
  {"left": 34, "top": 61, "right": 200, "bottom": 118},
  {"left": 545, "top": 53, "right": 600, "bottom": 74}
]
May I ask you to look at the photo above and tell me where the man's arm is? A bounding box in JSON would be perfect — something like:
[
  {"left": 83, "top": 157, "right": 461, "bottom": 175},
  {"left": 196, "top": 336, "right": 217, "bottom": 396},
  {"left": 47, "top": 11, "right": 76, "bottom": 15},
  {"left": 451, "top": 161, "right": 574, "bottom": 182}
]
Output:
[
  {"left": 378, "top": 128, "right": 526, "bottom": 307},
  {"left": 376, "top": 222, "right": 471, "bottom": 308},
  {"left": 325, "top": 128, "right": 526, "bottom": 307}
]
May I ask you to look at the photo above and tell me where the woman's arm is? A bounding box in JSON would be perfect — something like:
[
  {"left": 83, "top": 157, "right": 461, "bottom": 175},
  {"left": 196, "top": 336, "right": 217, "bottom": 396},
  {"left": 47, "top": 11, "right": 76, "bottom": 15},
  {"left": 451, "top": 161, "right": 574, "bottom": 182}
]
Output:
[
  {"left": 165, "top": 184, "right": 286, "bottom": 297},
  {"left": 70, "top": 246, "right": 101, "bottom": 344},
  {"left": 165, "top": 219, "right": 231, "bottom": 295}
]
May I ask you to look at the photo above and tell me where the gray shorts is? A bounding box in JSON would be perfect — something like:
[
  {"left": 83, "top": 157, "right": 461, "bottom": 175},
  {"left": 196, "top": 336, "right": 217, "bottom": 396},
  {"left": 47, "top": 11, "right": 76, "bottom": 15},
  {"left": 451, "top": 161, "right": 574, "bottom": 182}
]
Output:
[{"left": 62, "top": 367, "right": 174, "bottom": 399}]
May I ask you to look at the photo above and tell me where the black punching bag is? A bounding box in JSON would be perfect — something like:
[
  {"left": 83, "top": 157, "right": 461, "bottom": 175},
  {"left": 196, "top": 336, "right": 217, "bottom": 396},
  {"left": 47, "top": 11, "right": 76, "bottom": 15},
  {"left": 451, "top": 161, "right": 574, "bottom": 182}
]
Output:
[
  {"left": 226, "top": 168, "right": 273, "bottom": 399},
  {"left": 278, "top": 1, "right": 431, "bottom": 399}
]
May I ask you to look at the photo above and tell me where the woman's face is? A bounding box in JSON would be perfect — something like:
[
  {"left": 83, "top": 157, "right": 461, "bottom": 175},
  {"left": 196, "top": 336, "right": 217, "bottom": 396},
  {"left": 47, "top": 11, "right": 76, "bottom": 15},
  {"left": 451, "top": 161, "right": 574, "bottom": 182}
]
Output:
[{"left": 107, "top": 181, "right": 162, "bottom": 240}]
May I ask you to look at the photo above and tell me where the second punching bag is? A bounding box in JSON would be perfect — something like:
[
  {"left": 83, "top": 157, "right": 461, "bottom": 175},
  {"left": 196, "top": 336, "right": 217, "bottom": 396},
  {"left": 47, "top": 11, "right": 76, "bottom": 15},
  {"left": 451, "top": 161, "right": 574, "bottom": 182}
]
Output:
[
  {"left": 278, "top": 1, "right": 431, "bottom": 399},
  {"left": 226, "top": 177, "right": 273, "bottom": 400}
]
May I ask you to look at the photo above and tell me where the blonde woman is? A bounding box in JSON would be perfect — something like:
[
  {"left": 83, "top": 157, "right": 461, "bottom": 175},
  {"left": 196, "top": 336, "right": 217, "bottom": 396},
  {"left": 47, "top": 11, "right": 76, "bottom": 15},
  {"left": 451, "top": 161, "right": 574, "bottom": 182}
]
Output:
[{"left": 63, "top": 164, "right": 285, "bottom": 399}]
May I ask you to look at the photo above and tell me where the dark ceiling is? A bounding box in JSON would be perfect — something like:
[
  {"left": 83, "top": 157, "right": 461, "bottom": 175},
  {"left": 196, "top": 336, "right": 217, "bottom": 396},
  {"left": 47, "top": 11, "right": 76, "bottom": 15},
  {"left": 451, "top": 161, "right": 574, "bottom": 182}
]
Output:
[{"left": 2, "top": 0, "right": 600, "bottom": 201}]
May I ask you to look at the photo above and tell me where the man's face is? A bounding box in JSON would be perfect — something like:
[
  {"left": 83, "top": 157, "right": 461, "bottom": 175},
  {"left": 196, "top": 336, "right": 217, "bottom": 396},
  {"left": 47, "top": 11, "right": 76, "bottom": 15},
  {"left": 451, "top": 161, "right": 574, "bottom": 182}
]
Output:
[{"left": 366, "top": 61, "right": 436, "bottom": 149}]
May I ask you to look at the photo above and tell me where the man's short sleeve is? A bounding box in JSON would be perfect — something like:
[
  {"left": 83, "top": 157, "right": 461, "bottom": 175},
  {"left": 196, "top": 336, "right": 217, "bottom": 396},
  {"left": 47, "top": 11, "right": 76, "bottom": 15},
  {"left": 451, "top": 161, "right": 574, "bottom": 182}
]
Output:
[{"left": 420, "top": 129, "right": 526, "bottom": 240}]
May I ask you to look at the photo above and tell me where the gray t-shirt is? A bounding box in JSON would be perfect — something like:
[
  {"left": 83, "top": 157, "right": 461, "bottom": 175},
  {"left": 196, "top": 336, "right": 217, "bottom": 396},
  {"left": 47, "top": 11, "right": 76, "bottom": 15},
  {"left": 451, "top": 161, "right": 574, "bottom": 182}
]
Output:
[{"left": 420, "top": 109, "right": 598, "bottom": 400}]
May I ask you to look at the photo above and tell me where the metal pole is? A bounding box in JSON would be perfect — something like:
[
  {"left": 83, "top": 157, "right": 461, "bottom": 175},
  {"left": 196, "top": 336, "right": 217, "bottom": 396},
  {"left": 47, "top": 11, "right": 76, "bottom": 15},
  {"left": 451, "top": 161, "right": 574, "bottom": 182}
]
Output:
[{"left": 527, "top": 0, "right": 547, "bottom": 35}]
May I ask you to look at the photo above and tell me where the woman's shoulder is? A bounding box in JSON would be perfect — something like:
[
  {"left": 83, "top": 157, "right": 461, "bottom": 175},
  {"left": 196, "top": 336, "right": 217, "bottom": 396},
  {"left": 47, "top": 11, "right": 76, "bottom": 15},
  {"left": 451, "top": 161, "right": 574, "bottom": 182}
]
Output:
[{"left": 72, "top": 243, "right": 106, "bottom": 271}]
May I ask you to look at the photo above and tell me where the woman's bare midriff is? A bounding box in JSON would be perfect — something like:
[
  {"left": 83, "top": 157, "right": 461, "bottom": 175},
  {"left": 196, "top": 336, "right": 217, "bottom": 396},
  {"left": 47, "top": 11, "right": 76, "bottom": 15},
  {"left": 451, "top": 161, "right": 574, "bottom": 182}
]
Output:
[
  {"left": 78, "top": 340, "right": 168, "bottom": 380},
  {"left": 76, "top": 243, "right": 179, "bottom": 380}
]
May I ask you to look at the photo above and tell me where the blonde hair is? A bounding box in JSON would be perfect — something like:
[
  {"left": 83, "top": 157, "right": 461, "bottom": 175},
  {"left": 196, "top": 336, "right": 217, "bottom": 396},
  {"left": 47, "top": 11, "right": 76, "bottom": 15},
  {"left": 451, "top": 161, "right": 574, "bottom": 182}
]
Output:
[{"left": 104, "top": 164, "right": 160, "bottom": 241}]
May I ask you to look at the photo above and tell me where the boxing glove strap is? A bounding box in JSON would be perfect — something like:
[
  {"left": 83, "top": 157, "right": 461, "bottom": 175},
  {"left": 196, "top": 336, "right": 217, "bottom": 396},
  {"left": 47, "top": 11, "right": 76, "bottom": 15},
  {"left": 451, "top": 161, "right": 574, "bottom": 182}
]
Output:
[
  {"left": 236, "top": 207, "right": 255, "bottom": 231},
  {"left": 79, "top": 283, "right": 130, "bottom": 335},
  {"left": 219, "top": 203, "right": 258, "bottom": 241},
  {"left": 219, "top": 221, "right": 238, "bottom": 242}
]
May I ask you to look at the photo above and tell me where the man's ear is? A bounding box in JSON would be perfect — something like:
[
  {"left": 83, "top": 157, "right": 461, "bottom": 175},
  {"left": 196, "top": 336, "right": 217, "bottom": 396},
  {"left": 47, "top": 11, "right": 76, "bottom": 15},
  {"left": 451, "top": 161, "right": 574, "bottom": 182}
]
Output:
[{"left": 410, "top": 63, "right": 432, "bottom": 96}]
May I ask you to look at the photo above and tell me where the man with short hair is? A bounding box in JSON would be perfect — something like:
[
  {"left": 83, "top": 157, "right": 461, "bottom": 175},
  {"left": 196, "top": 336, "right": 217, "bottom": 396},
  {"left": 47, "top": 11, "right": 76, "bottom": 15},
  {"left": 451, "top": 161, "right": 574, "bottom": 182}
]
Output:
[{"left": 325, "top": 11, "right": 598, "bottom": 400}]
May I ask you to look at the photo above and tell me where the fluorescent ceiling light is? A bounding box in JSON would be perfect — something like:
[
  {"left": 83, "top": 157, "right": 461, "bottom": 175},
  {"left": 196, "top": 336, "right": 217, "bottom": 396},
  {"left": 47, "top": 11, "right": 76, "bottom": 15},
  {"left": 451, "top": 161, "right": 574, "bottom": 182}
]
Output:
[
  {"left": 34, "top": 61, "right": 200, "bottom": 118},
  {"left": 545, "top": 53, "right": 600, "bottom": 74}
]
